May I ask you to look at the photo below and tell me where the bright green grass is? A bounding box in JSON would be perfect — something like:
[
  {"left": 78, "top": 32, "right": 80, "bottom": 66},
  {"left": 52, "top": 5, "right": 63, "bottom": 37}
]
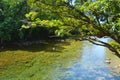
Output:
[{"left": 0, "top": 40, "right": 82, "bottom": 80}]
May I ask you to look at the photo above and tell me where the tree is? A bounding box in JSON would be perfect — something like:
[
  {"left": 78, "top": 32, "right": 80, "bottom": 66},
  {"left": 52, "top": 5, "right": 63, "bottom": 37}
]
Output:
[
  {"left": 0, "top": 0, "right": 29, "bottom": 45},
  {"left": 23, "top": 0, "right": 120, "bottom": 58}
]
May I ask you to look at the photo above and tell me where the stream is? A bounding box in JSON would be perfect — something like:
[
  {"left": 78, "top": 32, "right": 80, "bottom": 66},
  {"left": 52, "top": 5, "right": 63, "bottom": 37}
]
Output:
[
  {"left": 53, "top": 40, "right": 120, "bottom": 80},
  {"left": 0, "top": 39, "right": 120, "bottom": 80}
]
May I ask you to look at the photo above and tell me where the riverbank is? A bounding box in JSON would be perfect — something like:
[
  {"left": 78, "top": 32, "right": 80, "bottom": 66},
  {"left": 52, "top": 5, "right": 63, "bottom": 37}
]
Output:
[{"left": 106, "top": 49, "right": 120, "bottom": 74}]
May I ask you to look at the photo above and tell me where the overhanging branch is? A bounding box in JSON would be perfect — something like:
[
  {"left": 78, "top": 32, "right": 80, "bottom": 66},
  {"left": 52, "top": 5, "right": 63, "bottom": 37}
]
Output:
[{"left": 79, "top": 36, "right": 120, "bottom": 58}]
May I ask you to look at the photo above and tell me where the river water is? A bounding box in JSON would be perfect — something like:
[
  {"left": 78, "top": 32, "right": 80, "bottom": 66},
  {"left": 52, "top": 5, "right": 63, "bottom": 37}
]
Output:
[
  {"left": 52, "top": 40, "right": 120, "bottom": 80},
  {"left": 0, "top": 40, "right": 120, "bottom": 80}
]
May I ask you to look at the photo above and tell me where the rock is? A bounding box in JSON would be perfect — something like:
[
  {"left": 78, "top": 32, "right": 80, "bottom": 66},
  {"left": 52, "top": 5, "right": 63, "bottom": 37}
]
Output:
[
  {"left": 105, "top": 60, "right": 111, "bottom": 64},
  {"left": 105, "top": 58, "right": 111, "bottom": 64}
]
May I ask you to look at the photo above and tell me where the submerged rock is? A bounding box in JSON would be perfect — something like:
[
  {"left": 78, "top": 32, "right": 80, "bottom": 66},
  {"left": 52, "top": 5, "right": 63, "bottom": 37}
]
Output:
[
  {"left": 105, "top": 60, "right": 111, "bottom": 64},
  {"left": 105, "top": 58, "right": 111, "bottom": 64}
]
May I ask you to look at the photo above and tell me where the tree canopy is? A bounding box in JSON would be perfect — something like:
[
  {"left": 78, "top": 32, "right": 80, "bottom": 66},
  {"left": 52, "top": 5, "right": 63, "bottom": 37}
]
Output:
[
  {"left": 0, "top": 0, "right": 120, "bottom": 58},
  {"left": 22, "top": 0, "right": 120, "bottom": 57}
]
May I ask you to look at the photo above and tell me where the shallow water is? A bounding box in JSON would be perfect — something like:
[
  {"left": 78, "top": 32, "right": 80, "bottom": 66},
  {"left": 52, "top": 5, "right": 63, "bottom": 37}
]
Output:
[
  {"left": 52, "top": 41, "right": 120, "bottom": 80},
  {"left": 0, "top": 40, "right": 120, "bottom": 80}
]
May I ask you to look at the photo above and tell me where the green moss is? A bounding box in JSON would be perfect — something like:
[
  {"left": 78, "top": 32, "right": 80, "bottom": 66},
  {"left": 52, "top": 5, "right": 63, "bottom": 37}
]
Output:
[{"left": 0, "top": 40, "right": 82, "bottom": 80}]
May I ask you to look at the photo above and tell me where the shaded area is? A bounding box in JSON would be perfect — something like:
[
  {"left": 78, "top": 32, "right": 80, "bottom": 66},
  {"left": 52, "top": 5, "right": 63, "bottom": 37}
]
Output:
[{"left": 0, "top": 40, "right": 70, "bottom": 52}]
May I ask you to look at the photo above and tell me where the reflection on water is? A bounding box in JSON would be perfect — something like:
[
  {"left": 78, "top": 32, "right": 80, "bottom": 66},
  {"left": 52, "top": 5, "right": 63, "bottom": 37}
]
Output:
[{"left": 53, "top": 40, "right": 120, "bottom": 80}]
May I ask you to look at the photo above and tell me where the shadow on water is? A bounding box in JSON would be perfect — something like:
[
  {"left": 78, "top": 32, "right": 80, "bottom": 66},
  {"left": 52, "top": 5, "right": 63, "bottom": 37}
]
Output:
[{"left": 0, "top": 40, "right": 70, "bottom": 52}]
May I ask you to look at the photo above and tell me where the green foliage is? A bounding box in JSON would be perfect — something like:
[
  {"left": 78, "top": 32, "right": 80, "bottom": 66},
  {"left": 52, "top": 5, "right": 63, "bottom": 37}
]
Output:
[
  {"left": 25, "top": 12, "right": 38, "bottom": 21},
  {"left": 20, "top": 0, "right": 120, "bottom": 57},
  {"left": 110, "top": 41, "right": 120, "bottom": 51},
  {"left": 0, "top": 0, "right": 120, "bottom": 57},
  {"left": 22, "top": 25, "right": 30, "bottom": 29},
  {"left": 18, "top": 30, "right": 24, "bottom": 39},
  {"left": 0, "top": 0, "right": 29, "bottom": 42},
  {"left": 35, "top": 20, "right": 63, "bottom": 27}
]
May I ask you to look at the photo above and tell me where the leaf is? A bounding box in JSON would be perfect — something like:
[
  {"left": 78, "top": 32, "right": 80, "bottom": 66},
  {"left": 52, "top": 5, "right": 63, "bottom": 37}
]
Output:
[{"left": 21, "top": 25, "right": 30, "bottom": 29}]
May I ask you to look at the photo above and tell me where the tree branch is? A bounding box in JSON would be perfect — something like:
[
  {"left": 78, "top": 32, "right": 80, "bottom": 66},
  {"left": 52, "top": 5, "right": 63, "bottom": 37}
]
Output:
[{"left": 79, "top": 37, "right": 120, "bottom": 58}]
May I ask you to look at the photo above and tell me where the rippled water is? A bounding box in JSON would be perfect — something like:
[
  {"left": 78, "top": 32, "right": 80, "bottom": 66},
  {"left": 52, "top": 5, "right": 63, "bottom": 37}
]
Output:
[{"left": 53, "top": 41, "right": 120, "bottom": 80}]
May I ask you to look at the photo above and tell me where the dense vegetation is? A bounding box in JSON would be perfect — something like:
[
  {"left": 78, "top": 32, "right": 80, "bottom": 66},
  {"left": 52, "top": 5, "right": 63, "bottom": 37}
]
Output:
[
  {"left": 0, "top": 0, "right": 56, "bottom": 44},
  {"left": 0, "top": 0, "right": 120, "bottom": 57}
]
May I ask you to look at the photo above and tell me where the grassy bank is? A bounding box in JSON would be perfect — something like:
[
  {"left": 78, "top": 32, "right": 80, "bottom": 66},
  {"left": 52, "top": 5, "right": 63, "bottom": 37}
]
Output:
[
  {"left": 106, "top": 49, "right": 120, "bottom": 74},
  {"left": 0, "top": 40, "right": 82, "bottom": 80}
]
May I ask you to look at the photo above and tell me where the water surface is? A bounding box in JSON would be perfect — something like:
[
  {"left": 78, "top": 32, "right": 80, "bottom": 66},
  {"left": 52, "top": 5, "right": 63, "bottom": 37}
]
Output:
[
  {"left": 53, "top": 41, "right": 120, "bottom": 80},
  {"left": 0, "top": 40, "right": 120, "bottom": 80}
]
